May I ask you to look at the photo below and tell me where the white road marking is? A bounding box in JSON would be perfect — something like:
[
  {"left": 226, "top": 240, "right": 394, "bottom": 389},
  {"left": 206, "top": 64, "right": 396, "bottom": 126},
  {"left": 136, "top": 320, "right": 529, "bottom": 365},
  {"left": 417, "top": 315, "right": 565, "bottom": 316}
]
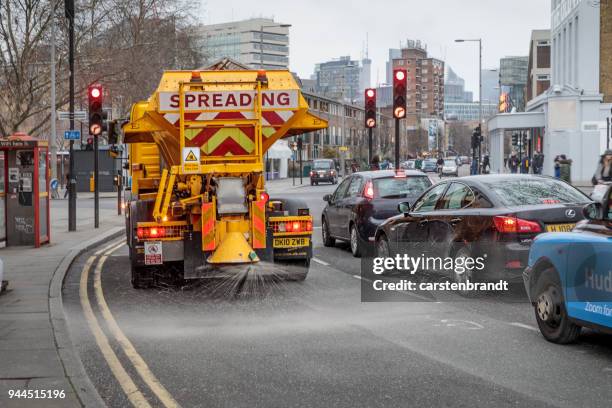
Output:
[
  {"left": 95, "top": 244, "right": 181, "bottom": 408},
  {"left": 79, "top": 256, "right": 152, "bottom": 408},
  {"left": 312, "top": 257, "right": 330, "bottom": 266},
  {"left": 509, "top": 322, "right": 539, "bottom": 332}
]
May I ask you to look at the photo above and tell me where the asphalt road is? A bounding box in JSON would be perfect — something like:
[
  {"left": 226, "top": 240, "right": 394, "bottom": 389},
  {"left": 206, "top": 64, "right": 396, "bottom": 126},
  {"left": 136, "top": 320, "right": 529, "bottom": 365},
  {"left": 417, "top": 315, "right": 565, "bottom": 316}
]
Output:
[{"left": 63, "top": 173, "right": 612, "bottom": 408}]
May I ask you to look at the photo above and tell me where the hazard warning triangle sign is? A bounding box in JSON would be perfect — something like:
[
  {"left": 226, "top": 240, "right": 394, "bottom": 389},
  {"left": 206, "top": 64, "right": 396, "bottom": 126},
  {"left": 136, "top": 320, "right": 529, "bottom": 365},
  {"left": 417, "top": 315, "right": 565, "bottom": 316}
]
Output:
[{"left": 185, "top": 151, "right": 198, "bottom": 162}]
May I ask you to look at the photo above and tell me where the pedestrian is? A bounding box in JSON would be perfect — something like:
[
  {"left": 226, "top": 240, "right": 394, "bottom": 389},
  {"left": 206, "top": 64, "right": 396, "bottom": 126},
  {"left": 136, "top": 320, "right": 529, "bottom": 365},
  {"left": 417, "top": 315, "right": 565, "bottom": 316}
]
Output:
[
  {"left": 591, "top": 149, "right": 612, "bottom": 185},
  {"left": 371, "top": 155, "right": 380, "bottom": 171},
  {"left": 533, "top": 152, "right": 543, "bottom": 174},
  {"left": 63, "top": 173, "right": 70, "bottom": 199},
  {"left": 521, "top": 156, "right": 530, "bottom": 174},
  {"left": 481, "top": 155, "right": 490, "bottom": 174},
  {"left": 436, "top": 156, "right": 444, "bottom": 177},
  {"left": 558, "top": 154, "right": 572, "bottom": 184},
  {"left": 509, "top": 153, "right": 519, "bottom": 174},
  {"left": 554, "top": 156, "right": 561, "bottom": 178}
]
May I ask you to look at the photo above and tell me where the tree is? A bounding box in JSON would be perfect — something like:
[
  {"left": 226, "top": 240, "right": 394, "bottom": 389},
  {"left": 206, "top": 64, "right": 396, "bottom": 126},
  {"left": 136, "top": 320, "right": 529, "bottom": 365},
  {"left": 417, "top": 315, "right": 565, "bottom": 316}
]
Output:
[{"left": 0, "top": 0, "right": 205, "bottom": 139}]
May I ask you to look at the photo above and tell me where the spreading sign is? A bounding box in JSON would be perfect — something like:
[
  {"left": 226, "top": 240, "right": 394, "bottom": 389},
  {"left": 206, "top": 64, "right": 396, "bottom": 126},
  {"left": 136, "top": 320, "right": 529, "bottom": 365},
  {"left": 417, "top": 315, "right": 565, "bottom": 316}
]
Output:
[
  {"left": 182, "top": 147, "right": 200, "bottom": 173},
  {"left": 159, "top": 90, "right": 299, "bottom": 112}
]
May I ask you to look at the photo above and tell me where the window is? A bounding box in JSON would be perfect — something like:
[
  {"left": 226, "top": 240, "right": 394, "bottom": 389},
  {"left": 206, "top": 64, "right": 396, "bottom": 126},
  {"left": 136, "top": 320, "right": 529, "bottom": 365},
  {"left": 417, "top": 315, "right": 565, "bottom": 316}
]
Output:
[
  {"left": 333, "top": 177, "right": 352, "bottom": 201},
  {"left": 346, "top": 177, "right": 364, "bottom": 198},
  {"left": 438, "top": 183, "right": 475, "bottom": 210},
  {"left": 412, "top": 183, "right": 447, "bottom": 212}
]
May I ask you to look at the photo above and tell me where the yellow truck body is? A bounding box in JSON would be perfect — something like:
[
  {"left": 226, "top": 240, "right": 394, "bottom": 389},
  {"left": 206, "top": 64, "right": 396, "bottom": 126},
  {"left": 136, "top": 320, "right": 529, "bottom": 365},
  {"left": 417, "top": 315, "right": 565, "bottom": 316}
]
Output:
[{"left": 122, "top": 68, "right": 327, "bottom": 287}]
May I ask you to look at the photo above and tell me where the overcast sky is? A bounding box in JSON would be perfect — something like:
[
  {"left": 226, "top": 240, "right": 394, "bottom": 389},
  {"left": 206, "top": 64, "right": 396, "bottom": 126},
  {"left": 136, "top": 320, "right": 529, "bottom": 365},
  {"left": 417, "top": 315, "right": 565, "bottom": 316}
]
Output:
[{"left": 201, "top": 0, "right": 551, "bottom": 96}]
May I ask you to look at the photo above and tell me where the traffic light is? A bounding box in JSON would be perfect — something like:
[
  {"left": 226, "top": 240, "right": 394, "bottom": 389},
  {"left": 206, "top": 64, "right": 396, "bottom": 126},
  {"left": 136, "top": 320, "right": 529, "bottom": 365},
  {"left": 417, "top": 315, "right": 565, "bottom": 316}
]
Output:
[
  {"left": 392, "top": 69, "right": 407, "bottom": 119},
  {"left": 472, "top": 125, "right": 482, "bottom": 149},
  {"left": 364, "top": 88, "right": 376, "bottom": 128},
  {"left": 512, "top": 133, "right": 518, "bottom": 145},
  {"left": 85, "top": 137, "right": 94, "bottom": 151},
  {"left": 107, "top": 120, "right": 119, "bottom": 145},
  {"left": 88, "top": 84, "right": 105, "bottom": 136}
]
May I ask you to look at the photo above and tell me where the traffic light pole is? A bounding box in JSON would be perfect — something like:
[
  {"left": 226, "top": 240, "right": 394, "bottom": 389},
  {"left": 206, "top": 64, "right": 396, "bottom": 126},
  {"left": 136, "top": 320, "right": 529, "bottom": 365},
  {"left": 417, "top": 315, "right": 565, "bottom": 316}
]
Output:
[
  {"left": 94, "top": 135, "right": 99, "bottom": 228},
  {"left": 368, "top": 127, "right": 373, "bottom": 166},
  {"left": 68, "top": 7, "right": 76, "bottom": 231},
  {"left": 395, "top": 118, "right": 400, "bottom": 171}
]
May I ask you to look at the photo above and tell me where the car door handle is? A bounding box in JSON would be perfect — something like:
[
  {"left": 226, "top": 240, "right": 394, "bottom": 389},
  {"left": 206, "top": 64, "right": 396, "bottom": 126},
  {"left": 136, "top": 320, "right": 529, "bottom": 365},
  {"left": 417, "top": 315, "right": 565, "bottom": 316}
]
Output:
[{"left": 450, "top": 218, "right": 462, "bottom": 225}]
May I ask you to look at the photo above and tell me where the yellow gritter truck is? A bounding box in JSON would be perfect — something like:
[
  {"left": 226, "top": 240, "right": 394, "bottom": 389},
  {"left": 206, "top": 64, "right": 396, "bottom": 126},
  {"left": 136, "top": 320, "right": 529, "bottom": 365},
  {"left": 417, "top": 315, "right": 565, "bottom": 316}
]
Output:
[{"left": 122, "top": 66, "right": 327, "bottom": 288}]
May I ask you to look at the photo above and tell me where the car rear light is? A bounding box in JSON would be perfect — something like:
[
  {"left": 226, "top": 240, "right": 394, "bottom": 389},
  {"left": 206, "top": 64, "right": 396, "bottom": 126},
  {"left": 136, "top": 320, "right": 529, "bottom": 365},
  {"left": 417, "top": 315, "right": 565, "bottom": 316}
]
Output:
[
  {"left": 310, "top": 171, "right": 314, "bottom": 176},
  {"left": 137, "top": 226, "right": 166, "bottom": 239},
  {"left": 505, "top": 260, "right": 522, "bottom": 269},
  {"left": 493, "top": 216, "right": 541, "bottom": 234},
  {"left": 363, "top": 180, "right": 374, "bottom": 199}
]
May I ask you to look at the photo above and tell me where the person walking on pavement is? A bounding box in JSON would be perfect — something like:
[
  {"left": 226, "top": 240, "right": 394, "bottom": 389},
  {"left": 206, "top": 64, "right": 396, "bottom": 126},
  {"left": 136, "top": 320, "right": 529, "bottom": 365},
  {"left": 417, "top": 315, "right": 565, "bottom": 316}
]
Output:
[
  {"left": 481, "top": 155, "right": 490, "bottom": 174},
  {"left": 558, "top": 155, "right": 572, "bottom": 184},
  {"left": 63, "top": 173, "right": 70, "bottom": 199},
  {"left": 508, "top": 153, "right": 519, "bottom": 174},
  {"left": 371, "top": 155, "right": 380, "bottom": 171},
  {"left": 592, "top": 150, "right": 612, "bottom": 185}
]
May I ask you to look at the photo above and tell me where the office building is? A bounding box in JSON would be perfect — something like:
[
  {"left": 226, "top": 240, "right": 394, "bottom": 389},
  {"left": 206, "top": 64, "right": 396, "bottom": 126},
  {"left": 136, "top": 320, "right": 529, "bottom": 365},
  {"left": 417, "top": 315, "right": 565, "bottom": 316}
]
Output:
[
  {"left": 198, "top": 18, "right": 290, "bottom": 70},
  {"left": 500, "top": 56, "right": 529, "bottom": 112},
  {"left": 526, "top": 30, "right": 551, "bottom": 103},
  {"left": 481, "top": 68, "right": 500, "bottom": 105},
  {"left": 445, "top": 66, "right": 473, "bottom": 103},
  {"left": 314, "top": 56, "right": 364, "bottom": 102}
]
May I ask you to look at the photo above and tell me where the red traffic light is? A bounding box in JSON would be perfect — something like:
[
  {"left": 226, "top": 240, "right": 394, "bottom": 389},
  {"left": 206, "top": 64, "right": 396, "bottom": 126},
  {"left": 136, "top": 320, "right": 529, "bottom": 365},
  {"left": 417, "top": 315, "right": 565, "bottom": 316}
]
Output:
[
  {"left": 364, "top": 88, "right": 377, "bottom": 128},
  {"left": 393, "top": 68, "right": 407, "bottom": 119},
  {"left": 90, "top": 87, "right": 101, "bottom": 99}
]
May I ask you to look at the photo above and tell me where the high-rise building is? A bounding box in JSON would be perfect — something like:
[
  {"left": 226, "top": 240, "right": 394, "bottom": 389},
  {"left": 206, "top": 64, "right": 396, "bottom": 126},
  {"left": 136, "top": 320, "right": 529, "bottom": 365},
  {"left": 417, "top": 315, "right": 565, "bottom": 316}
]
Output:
[
  {"left": 526, "top": 30, "right": 551, "bottom": 103},
  {"left": 314, "top": 56, "right": 363, "bottom": 102},
  {"left": 198, "top": 18, "right": 290, "bottom": 70},
  {"left": 445, "top": 66, "right": 472, "bottom": 103},
  {"left": 481, "top": 68, "right": 500, "bottom": 105},
  {"left": 500, "top": 56, "right": 529, "bottom": 111},
  {"left": 392, "top": 40, "right": 445, "bottom": 120},
  {"left": 385, "top": 49, "right": 402, "bottom": 84}
]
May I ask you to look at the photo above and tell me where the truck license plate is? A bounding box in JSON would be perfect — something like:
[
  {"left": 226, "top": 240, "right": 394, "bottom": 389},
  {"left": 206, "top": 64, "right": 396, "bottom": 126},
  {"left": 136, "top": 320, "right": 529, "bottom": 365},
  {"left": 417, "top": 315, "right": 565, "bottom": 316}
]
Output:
[
  {"left": 273, "top": 237, "right": 310, "bottom": 248},
  {"left": 545, "top": 223, "right": 576, "bottom": 232},
  {"left": 144, "top": 241, "right": 163, "bottom": 265}
]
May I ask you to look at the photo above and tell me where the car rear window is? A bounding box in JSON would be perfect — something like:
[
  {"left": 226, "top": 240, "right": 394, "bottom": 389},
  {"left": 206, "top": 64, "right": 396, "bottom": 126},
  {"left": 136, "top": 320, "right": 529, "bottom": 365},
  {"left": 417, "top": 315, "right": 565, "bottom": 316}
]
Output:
[
  {"left": 374, "top": 176, "right": 432, "bottom": 199},
  {"left": 313, "top": 161, "right": 332, "bottom": 169},
  {"left": 481, "top": 178, "right": 591, "bottom": 207},
  {"left": 444, "top": 160, "right": 456, "bottom": 166}
]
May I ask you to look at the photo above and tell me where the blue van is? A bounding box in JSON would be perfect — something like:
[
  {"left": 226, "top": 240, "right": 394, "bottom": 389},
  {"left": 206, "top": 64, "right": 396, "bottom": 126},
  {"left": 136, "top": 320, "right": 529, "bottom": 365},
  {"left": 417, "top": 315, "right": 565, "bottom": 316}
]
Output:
[{"left": 523, "top": 184, "right": 612, "bottom": 343}]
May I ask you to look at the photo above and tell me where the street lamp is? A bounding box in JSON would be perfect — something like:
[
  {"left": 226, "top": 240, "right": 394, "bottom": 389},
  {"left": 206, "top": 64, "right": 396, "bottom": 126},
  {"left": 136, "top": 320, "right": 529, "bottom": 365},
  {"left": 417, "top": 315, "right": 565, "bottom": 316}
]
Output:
[
  {"left": 456, "top": 38, "right": 482, "bottom": 173},
  {"left": 259, "top": 23, "right": 292, "bottom": 69}
]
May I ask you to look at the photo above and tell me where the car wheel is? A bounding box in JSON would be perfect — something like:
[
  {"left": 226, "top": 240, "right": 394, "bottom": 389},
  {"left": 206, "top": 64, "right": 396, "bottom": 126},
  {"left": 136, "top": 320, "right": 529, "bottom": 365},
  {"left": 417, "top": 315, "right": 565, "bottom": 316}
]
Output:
[
  {"left": 452, "top": 246, "right": 477, "bottom": 297},
  {"left": 322, "top": 217, "right": 335, "bottom": 247},
  {"left": 533, "top": 268, "right": 581, "bottom": 344},
  {"left": 376, "top": 234, "right": 390, "bottom": 258},
  {"left": 310, "top": 180, "right": 314, "bottom": 186},
  {"left": 349, "top": 224, "right": 362, "bottom": 258}
]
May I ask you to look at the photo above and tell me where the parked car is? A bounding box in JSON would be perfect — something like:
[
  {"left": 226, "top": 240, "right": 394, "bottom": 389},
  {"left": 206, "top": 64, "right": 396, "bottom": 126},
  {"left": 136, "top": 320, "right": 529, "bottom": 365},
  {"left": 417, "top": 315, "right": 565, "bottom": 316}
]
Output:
[
  {"left": 460, "top": 156, "right": 470, "bottom": 165},
  {"left": 322, "top": 170, "right": 433, "bottom": 257},
  {"left": 523, "top": 184, "right": 612, "bottom": 344},
  {"left": 310, "top": 159, "right": 338, "bottom": 185},
  {"left": 400, "top": 160, "right": 416, "bottom": 170},
  {"left": 375, "top": 175, "right": 592, "bottom": 286},
  {"left": 441, "top": 159, "right": 459, "bottom": 177},
  {"left": 421, "top": 159, "right": 438, "bottom": 173}
]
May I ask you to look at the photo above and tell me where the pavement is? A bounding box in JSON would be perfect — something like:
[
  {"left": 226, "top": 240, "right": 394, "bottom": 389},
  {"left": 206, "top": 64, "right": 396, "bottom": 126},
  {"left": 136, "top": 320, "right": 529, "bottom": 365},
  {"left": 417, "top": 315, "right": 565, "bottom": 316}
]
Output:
[{"left": 0, "top": 197, "right": 125, "bottom": 407}]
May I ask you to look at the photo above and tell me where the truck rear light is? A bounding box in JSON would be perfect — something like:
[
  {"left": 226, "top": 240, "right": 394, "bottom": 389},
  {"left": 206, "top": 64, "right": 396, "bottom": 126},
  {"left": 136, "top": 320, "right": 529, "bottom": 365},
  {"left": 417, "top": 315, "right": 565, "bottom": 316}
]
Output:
[
  {"left": 260, "top": 192, "right": 269, "bottom": 203},
  {"left": 493, "top": 216, "right": 541, "bottom": 234},
  {"left": 305, "top": 221, "right": 312, "bottom": 231},
  {"left": 363, "top": 180, "right": 374, "bottom": 199},
  {"left": 137, "top": 226, "right": 166, "bottom": 239},
  {"left": 285, "top": 221, "right": 301, "bottom": 232}
]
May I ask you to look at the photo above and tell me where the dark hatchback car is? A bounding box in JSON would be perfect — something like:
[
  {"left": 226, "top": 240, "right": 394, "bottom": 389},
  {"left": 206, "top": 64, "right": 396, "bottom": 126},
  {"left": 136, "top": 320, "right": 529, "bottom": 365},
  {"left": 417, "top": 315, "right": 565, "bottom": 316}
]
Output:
[
  {"left": 322, "top": 170, "right": 433, "bottom": 257},
  {"left": 375, "top": 175, "right": 592, "bottom": 284},
  {"left": 310, "top": 159, "right": 338, "bottom": 185}
]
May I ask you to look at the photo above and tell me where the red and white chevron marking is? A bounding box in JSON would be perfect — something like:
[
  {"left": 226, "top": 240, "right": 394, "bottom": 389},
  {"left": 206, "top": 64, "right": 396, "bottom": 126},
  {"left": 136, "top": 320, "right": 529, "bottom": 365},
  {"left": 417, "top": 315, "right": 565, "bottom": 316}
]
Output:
[{"left": 162, "top": 110, "right": 295, "bottom": 127}]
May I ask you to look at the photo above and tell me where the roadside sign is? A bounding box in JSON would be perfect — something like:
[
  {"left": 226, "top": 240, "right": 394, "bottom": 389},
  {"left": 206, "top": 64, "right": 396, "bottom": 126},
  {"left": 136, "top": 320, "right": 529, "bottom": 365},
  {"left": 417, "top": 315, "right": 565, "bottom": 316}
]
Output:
[
  {"left": 339, "top": 146, "right": 349, "bottom": 152},
  {"left": 144, "top": 241, "right": 163, "bottom": 265},
  {"left": 64, "top": 130, "right": 81, "bottom": 140},
  {"left": 182, "top": 147, "right": 200, "bottom": 173},
  {"left": 57, "top": 110, "right": 87, "bottom": 121}
]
